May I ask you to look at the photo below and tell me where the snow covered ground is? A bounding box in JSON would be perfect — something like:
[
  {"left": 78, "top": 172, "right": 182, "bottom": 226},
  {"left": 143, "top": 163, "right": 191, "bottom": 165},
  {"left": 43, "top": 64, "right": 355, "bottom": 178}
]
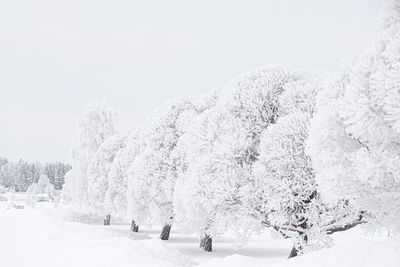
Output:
[{"left": 0, "top": 193, "right": 399, "bottom": 267}]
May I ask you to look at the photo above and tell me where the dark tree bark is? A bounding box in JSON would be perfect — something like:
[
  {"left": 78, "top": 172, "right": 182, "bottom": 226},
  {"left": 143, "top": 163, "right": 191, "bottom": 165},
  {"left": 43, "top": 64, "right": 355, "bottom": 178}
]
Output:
[
  {"left": 286, "top": 215, "right": 365, "bottom": 259},
  {"left": 263, "top": 191, "right": 365, "bottom": 259},
  {"left": 288, "top": 246, "right": 298, "bottom": 258},
  {"left": 286, "top": 192, "right": 316, "bottom": 258},
  {"left": 326, "top": 213, "right": 366, "bottom": 235},
  {"left": 130, "top": 220, "right": 139, "bottom": 232},
  {"left": 288, "top": 224, "right": 308, "bottom": 259},
  {"left": 104, "top": 214, "right": 111, "bottom": 226},
  {"left": 160, "top": 224, "right": 171, "bottom": 240},
  {"left": 287, "top": 231, "right": 308, "bottom": 259},
  {"left": 200, "top": 235, "right": 212, "bottom": 252},
  {"left": 200, "top": 236, "right": 205, "bottom": 248}
]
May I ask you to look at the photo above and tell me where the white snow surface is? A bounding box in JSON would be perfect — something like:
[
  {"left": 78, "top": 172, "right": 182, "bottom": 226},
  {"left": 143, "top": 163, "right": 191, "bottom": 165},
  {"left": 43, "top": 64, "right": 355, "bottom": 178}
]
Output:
[
  {"left": 0, "top": 208, "right": 194, "bottom": 267},
  {"left": 0, "top": 194, "right": 399, "bottom": 267}
]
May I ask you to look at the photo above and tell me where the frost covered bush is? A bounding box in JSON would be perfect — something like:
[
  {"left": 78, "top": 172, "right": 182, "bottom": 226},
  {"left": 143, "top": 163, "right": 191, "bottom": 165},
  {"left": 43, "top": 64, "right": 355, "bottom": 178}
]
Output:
[{"left": 307, "top": 0, "right": 400, "bottom": 234}]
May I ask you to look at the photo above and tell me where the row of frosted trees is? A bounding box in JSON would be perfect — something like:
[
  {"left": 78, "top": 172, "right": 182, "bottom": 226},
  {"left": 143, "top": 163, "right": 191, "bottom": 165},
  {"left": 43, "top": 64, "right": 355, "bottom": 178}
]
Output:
[{"left": 62, "top": 0, "right": 400, "bottom": 258}]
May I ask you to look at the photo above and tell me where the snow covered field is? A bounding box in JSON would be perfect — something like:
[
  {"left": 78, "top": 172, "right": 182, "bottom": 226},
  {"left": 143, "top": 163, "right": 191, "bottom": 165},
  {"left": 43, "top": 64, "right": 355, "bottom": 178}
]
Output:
[{"left": 0, "top": 193, "right": 399, "bottom": 267}]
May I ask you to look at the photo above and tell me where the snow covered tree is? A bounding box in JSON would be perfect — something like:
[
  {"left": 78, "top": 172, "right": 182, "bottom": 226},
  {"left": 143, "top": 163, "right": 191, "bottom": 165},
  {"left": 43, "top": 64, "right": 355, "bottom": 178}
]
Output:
[
  {"left": 0, "top": 162, "right": 16, "bottom": 189},
  {"left": 254, "top": 117, "right": 361, "bottom": 257},
  {"left": 128, "top": 97, "right": 197, "bottom": 240},
  {"left": 62, "top": 101, "right": 117, "bottom": 213},
  {"left": 25, "top": 185, "right": 37, "bottom": 207},
  {"left": 255, "top": 113, "right": 318, "bottom": 256},
  {"left": 251, "top": 72, "right": 366, "bottom": 258},
  {"left": 0, "top": 157, "right": 8, "bottom": 169},
  {"left": 173, "top": 106, "right": 230, "bottom": 251},
  {"left": 0, "top": 160, "right": 41, "bottom": 192},
  {"left": 26, "top": 174, "right": 55, "bottom": 207},
  {"left": 174, "top": 67, "right": 363, "bottom": 254},
  {"left": 307, "top": 0, "right": 400, "bottom": 235},
  {"left": 251, "top": 75, "right": 322, "bottom": 255},
  {"left": 44, "top": 162, "right": 72, "bottom": 190},
  {"left": 126, "top": 151, "right": 151, "bottom": 229},
  {"left": 173, "top": 67, "right": 309, "bottom": 251},
  {"left": 171, "top": 89, "right": 221, "bottom": 250},
  {"left": 0, "top": 184, "right": 7, "bottom": 201},
  {"left": 87, "top": 133, "right": 126, "bottom": 219},
  {"left": 61, "top": 169, "right": 76, "bottom": 204},
  {"left": 104, "top": 129, "right": 140, "bottom": 226},
  {"left": 0, "top": 184, "right": 6, "bottom": 194},
  {"left": 36, "top": 173, "right": 55, "bottom": 196},
  {"left": 0, "top": 158, "right": 70, "bottom": 192}
]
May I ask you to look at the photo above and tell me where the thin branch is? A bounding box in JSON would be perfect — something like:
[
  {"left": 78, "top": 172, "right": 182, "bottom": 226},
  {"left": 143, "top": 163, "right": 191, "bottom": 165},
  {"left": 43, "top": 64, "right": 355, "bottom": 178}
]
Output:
[
  {"left": 326, "top": 220, "right": 367, "bottom": 235},
  {"left": 261, "top": 220, "right": 304, "bottom": 235}
]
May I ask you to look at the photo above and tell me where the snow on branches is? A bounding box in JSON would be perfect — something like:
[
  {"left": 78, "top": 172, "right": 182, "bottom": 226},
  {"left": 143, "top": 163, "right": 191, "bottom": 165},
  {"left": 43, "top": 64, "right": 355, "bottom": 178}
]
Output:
[
  {"left": 87, "top": 133, "right": 126, "bottom": 216},
  {"left": 61, "top": 2, "right": 398, "bottom": 255},
  {"left": 174, "top": 67, "right": 316, "bottom": 246},
  {"left": 127, "top": 97, "right": 198, "bottom": 236},
  {"left": 62, "top": 101, "right": 117, "bottom": 213},
  {"left": 307, "top": 0, "right": 400, "bottom": 234},
  {"left": 104, "top": 129, "right": 140, "bottom": 220}
]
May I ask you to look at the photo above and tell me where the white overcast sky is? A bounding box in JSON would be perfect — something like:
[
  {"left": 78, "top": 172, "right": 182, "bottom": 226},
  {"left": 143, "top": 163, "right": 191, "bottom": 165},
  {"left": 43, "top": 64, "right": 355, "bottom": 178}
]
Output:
[{"left": 0, "top": 0, "right": 382, "bottom": 163}]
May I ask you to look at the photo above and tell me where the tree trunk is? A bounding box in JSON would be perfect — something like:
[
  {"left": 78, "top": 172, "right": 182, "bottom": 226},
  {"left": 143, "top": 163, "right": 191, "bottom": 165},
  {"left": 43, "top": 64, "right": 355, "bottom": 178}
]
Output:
[
  {"left": 288, "top": 230, "right": 307, "bottom": 258},
  {"left": 130, "top": 220, "right": 139, "bottom": 232},
  {"left": 160, "top": 224, "right": 171, "bottom": 240},
  {"left": 288, "top": 246, "right": 298, "bottom": 258},
  {"left": 104, "top": 214, "right": 111, "bottom": 226},
  {"left": 287, "top": 192, "right": 316, "bottom": 258},
  {"left": 200, "top": 235, "right": 212, "bottom": 252},
  {"left": 200, "top": 236, "right": 205, "bottom": 248}
]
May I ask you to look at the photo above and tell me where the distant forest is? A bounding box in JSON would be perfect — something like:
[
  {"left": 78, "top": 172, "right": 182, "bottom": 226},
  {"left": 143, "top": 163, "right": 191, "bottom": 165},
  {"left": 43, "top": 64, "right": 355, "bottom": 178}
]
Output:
[{"left": 0, "top": 157, "right": 71, "bottom": 192}]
